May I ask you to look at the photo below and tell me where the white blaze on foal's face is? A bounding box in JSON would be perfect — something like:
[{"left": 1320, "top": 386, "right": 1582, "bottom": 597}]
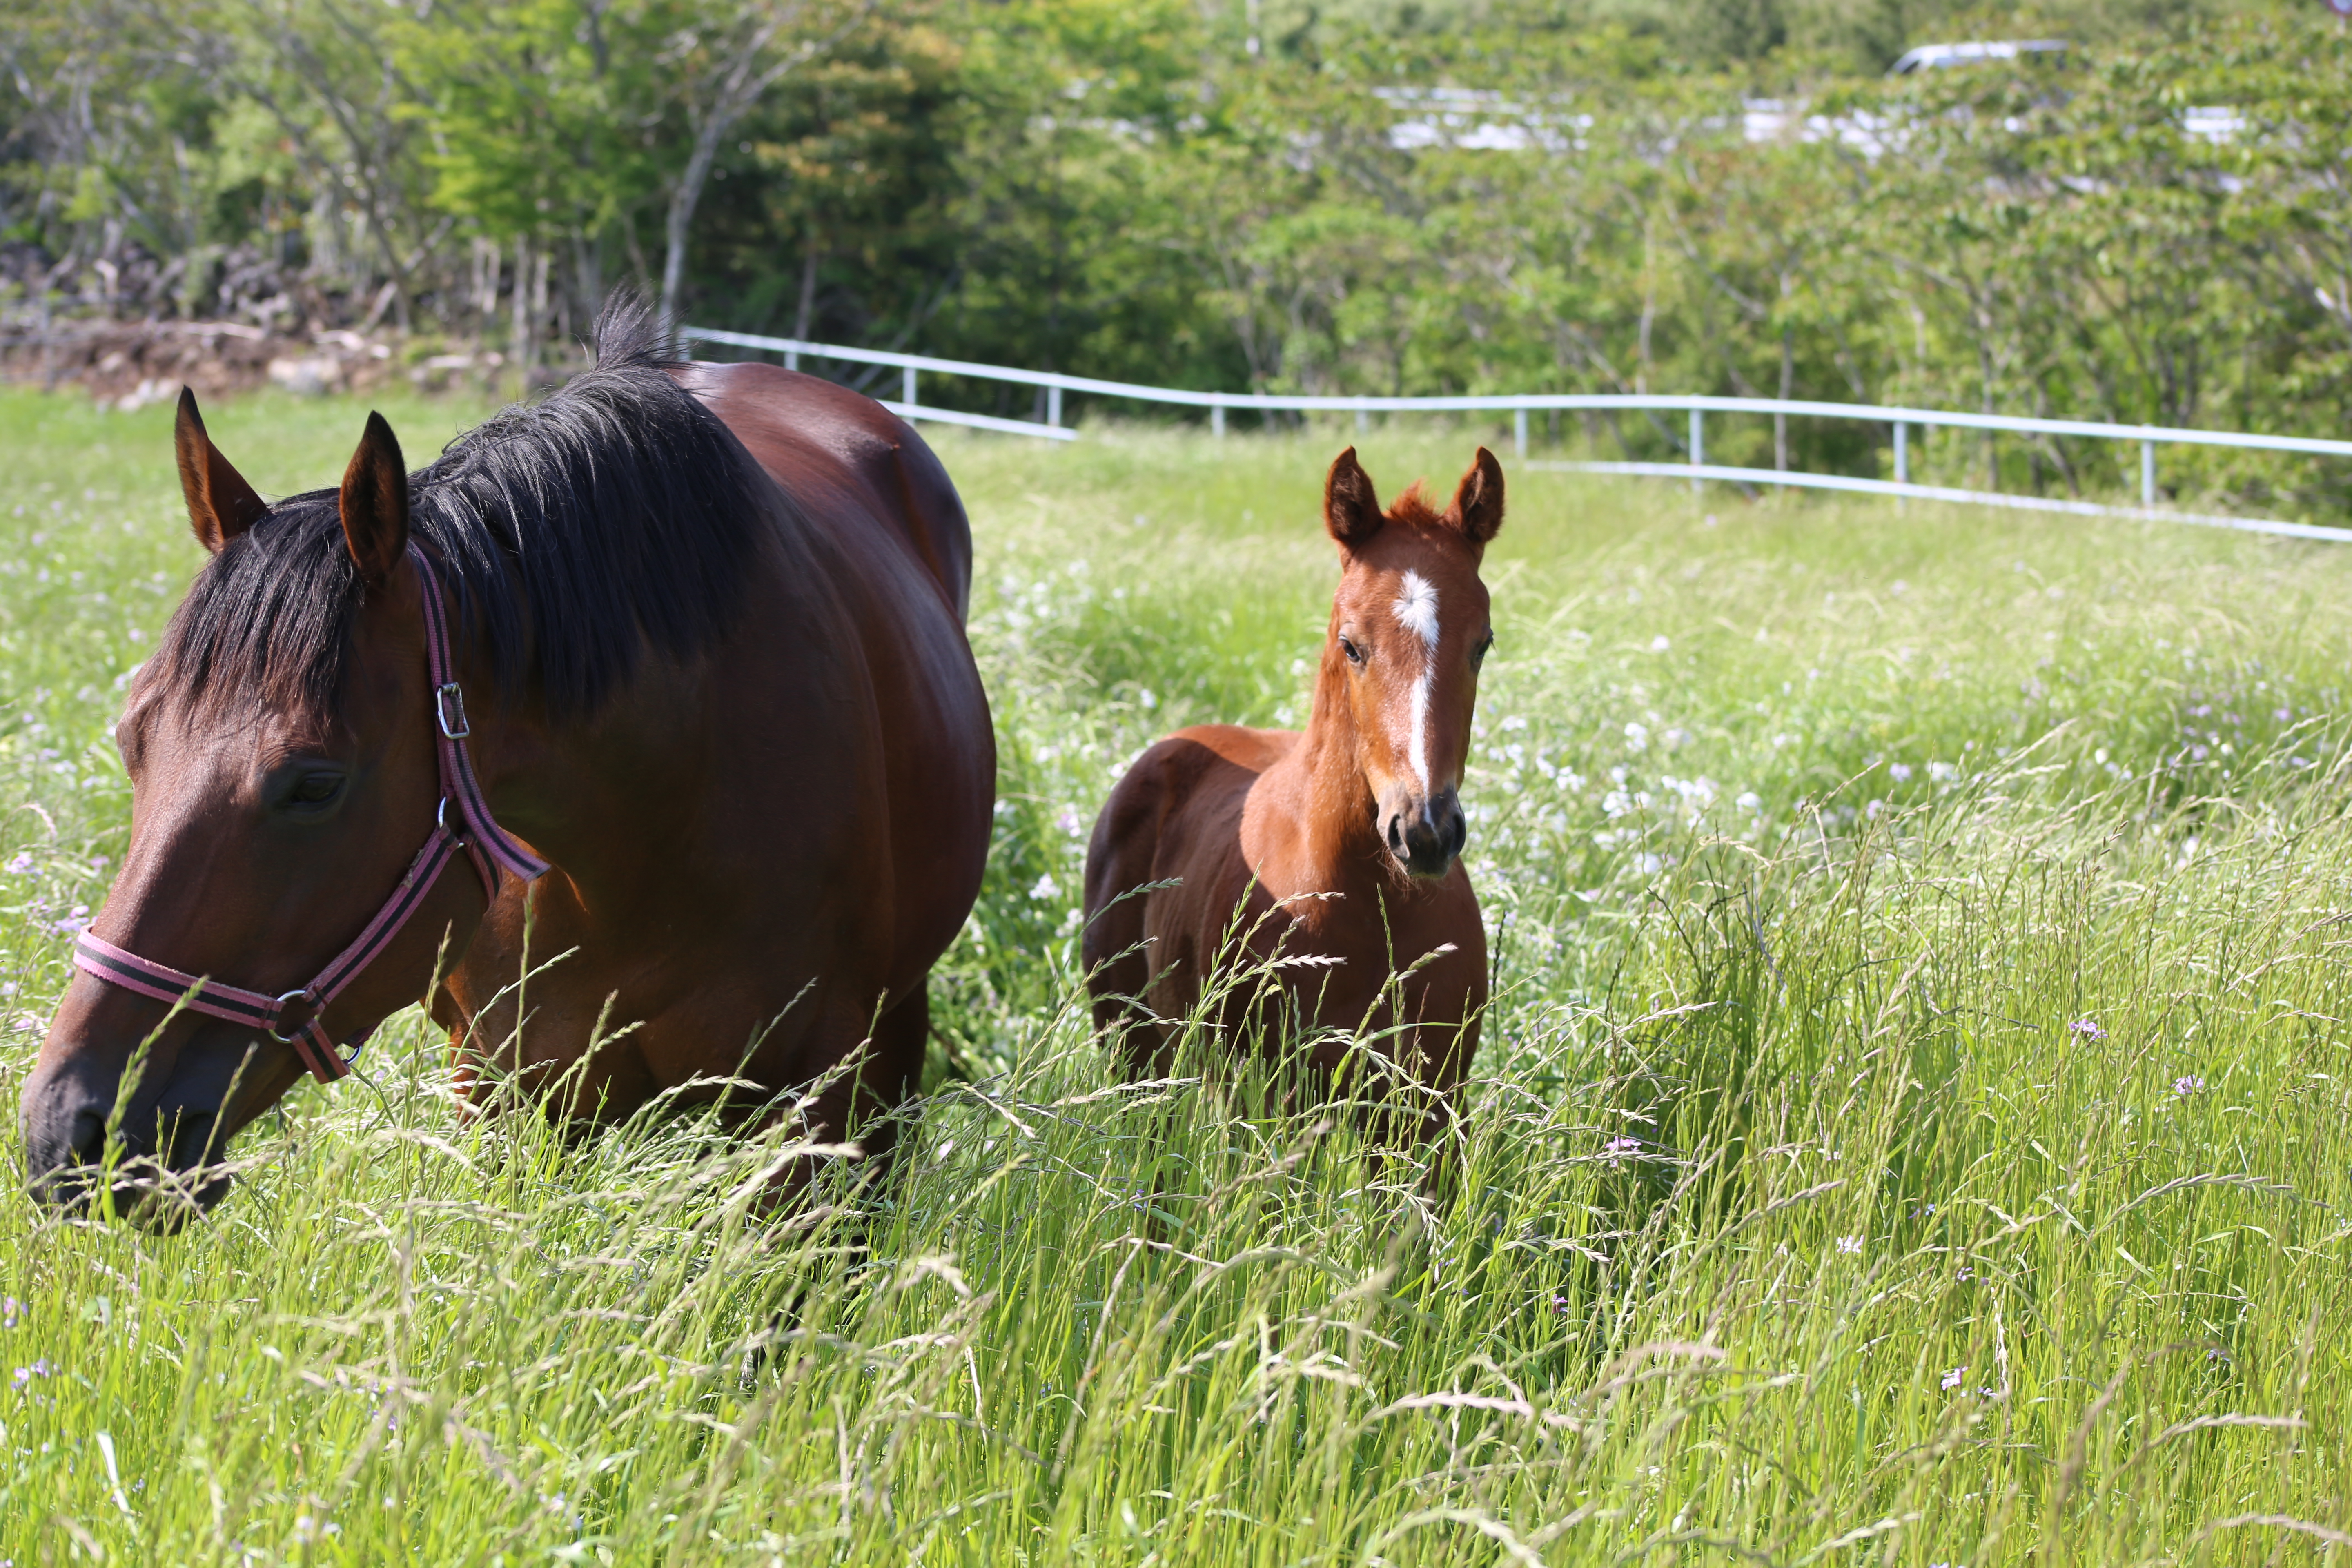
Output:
[{"left": 1391, "top": 569, "right": 1440, "bottom": 791}]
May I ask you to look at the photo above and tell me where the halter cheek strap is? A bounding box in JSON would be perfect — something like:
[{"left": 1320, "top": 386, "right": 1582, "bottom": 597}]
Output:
[{"left": 70, "top": 543, "right": 550, "bottom": 1083}]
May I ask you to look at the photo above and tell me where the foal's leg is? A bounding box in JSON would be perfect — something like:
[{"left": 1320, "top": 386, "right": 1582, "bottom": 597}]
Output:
[
  {"left": 1082, "top": 900, "right": 1177, "bottom": 1081},
  {"left": 1405, "top": 1015, "right": 1479, "bottom": 1198}
]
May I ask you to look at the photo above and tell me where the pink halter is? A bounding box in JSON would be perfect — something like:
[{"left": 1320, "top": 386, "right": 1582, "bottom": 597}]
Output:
[{"left": 70, "top": 542, "right": 549, "bottom": 1082}]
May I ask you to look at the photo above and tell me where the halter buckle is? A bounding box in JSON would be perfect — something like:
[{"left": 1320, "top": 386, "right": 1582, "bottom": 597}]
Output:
[
  {"left": 268, "top": 989, "right": 320, "bottom": 1043},
  {"left": 435, "top": 682, "right": 471, "bottom": 740}
]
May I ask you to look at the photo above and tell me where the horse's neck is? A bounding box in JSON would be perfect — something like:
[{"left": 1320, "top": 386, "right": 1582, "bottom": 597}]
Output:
[
  {"left": 1280, "top": 653, "right": 1383, "bottom": 882},
  {"left": 479, "top": 538, "right": 861, "bottom": 902},
  {"left": 475, "top": 646, "right": 711, "bottom": 886}
]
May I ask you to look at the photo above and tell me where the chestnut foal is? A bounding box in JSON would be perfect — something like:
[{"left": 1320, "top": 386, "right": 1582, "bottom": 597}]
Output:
[{"left": 1081, "top": 446, "right": 1500, "bottom": 1140}]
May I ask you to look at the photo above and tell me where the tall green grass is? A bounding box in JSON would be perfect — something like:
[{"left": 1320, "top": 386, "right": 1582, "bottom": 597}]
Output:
[{"left": 2, "top": 394, "right": 2348, "bottom": 1564}]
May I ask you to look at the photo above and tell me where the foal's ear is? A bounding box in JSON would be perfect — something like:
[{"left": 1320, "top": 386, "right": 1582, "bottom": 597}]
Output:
[
  {"left": 1323, "top": 446, "right": 1383, "bottom": 550},
  {"left": 338, "top": 411, "right": 410, "bottom": 585},
  {"left": 1449, "top": 446, "right": 1505, "bottom": 547},
  {"left": 173, "top": 388, "right": 269, "bottom": 554}
]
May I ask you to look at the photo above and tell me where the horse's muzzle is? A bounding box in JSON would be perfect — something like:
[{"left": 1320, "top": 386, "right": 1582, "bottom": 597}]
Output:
[
  {"left": 20, "top": 1045, "right": 237, "bottom": 1229},
  {"left": 1385, "top": 786, "right": 1468, "bottom": 879}
]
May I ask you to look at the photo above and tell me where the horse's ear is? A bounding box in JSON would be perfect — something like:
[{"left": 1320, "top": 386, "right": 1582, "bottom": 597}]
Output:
[
  {"left": 1450, "top": 446, "right": 1505, "bottom": 547},
  {"left": 173, "top": 388, "right": 268, "bottom": 553},
  {"left": 338, "top": 411, "right": 410, "bottom": 585},
  {"left": 1323, "top": 446, "right": 1383, "bottom": 550}
]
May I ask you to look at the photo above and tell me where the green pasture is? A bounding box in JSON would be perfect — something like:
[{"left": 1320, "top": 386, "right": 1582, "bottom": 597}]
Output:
[{"left": 2, "top": 385, "right": 2349, "bottom": 1564}]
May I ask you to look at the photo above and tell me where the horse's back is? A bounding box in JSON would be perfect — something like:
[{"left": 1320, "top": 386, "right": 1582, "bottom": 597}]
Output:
[
  {"left": 1087, "top": 725, "right": 1291, "bottom": 898},
  {"left": 673, "top": 360, "right": 973, "bottom": 619},
  {"left": 668, "top": 358, "right": 993, "bottom": 1016}
]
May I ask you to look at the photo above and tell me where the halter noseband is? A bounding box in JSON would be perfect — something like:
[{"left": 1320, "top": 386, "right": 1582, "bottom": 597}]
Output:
[{"left": 69, "top": 542, "right": 550, "bottom": 1082}]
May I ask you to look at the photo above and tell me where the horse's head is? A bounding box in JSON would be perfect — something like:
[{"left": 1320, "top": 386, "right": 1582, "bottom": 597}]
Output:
[
  {"left": 1318, "top": 445, "right": 1503, "bottom": 880},
  {"left": 18, "top": 392, "right": 489, "bottom": 1225}
]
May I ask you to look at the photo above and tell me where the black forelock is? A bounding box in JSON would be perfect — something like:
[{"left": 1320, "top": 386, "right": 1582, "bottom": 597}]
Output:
[{"left": 150, "top": 294, "right": 773, "bottom": 726}]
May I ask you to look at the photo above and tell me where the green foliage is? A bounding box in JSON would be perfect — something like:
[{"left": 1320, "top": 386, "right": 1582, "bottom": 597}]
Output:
[
  {"left": 7, "top": 0, "right": 2352, "bottom": 508},
  {"left": 397, "top": 0, "right": 669, "bottom": 244}
]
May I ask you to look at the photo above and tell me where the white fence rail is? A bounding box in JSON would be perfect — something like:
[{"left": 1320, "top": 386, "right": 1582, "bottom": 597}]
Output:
[{"left": 683, "top": 325, "right": 2352, "bottom": 544}]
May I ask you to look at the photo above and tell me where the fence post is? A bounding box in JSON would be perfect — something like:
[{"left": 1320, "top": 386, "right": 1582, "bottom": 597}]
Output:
[
  {"left": 1514, "top": 407, "right": 1528, "bottom": 460},
  {"left": 1689, "top": 408, "right": 1704, "bottom": 497},
  {"left": 1894, "top": 422, "right": 1908, "bottom": 513},
  {"left": 902, "top": 366, "right": 917, "bottom": 407},
  {"left": 2141, "top": 438, "right": 2157, "bottom": 507},
  {"left": 1047, "top": 384, "right": 1062, "bottom": 428},
  {"left": 785, "top": 348, "right": 799, "bottom": 371},
  {"left": 1212, "top": 403, "right": 1226, "bottom": 439}
]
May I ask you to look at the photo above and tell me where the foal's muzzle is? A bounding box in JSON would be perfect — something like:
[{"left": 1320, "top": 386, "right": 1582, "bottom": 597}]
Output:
[{"left": 1385, "top": 787, "right": 1467, "bottom": 879}]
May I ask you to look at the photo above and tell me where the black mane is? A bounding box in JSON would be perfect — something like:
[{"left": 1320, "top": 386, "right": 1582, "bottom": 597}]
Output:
[{"left": 153, "top": 295, "right": 772, "bottom": 723}]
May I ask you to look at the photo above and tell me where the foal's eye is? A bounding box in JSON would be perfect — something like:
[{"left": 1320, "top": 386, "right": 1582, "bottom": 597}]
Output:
[
  {"left": 1473, "top": 630, "right": 1496, "bottom": 668},
  {"left": 286, "top": 772, "right": 344, "bottom": 809},
  {"left": 1339, "top": 635, "right": 1367, "bottom": 668}
]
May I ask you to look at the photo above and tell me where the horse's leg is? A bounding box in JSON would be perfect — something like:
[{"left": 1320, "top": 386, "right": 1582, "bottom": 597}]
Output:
[
  {"left": 751, "top": 984, "right": 931, "bottom": 1197},
  {"left": 734, "top": 985, "right": 927, "bottom": 1388},
  {"left": 844, "top": 981, "right": 931, "bottom": 1196}
]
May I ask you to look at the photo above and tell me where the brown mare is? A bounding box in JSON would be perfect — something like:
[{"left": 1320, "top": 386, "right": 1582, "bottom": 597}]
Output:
[
  {"left": 19, "top": 298, "right": 994, "bottom": 1221},
  {"left": 1081, "top": 445, "right": 1501, "bottom": 1139}
]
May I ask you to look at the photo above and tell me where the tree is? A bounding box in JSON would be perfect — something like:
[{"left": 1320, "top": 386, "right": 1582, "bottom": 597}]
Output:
[{"left": 654, "top": 0, "right": 868, "bottom": 325}]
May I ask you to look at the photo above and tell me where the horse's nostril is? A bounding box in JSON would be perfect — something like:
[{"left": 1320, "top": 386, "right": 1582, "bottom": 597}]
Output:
[{"left": 66, "top": 1107, "right": 107, "bottom": 1165}]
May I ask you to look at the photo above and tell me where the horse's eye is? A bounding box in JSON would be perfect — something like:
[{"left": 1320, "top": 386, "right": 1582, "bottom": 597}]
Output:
[
  {"left": 286, "top": 772, "right": 344, "bottom": 808},
  {"left": 1339, "top": 635, "right": 1367, "bottom": 668},
  {"left": 1473, "top": 631, "right": 1496, "bottom": 667}
]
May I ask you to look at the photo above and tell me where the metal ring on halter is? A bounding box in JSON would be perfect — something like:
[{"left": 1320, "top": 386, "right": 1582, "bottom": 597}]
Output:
[
  {"left": 437, "top": 796, "right": 468, "bottom": 849},
  {"left": 268, "top": 989, "right": 319, "bottom": 1043}
]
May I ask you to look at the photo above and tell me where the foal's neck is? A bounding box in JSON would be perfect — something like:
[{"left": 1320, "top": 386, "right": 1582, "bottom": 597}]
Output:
[{"left": 1285, "top": 648, "right": 1383, "bottom": 880}]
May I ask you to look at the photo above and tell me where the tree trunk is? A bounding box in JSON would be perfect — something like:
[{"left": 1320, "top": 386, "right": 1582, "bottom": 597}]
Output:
[
  {"left": 659, "top": 2, "right": 867, "bottom": 328},
  {"left": 660, "top": 122, "right": 724, "bottom": 328},
  {"left": 1775, "top": 325, "right": 1793, "bottom": 471},
  {"left": 794, "top": 232, "right": 819, "bottom": 339},
  {"left": 512, "top": 232, "right": 535, "bottom": 374},
  {"left": 572, "top": 230, "right": 603, "bottom": 337}
]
